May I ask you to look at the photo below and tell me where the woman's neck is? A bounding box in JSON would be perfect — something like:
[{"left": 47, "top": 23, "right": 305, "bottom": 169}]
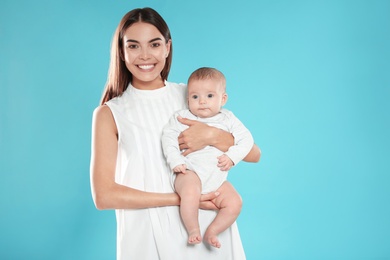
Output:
[{"left": 131, "top": 77, "right": 165, "bottom": 90}]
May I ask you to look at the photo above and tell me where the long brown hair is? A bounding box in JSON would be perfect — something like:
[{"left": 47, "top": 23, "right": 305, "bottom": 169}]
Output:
[{"left": 100, "top": 8, "right": 173, "bottom": 105}]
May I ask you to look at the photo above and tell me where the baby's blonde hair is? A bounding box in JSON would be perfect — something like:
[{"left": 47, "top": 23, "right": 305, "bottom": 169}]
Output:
[{"left": 188, "top": 67, "right": 226, "bottom": 91}]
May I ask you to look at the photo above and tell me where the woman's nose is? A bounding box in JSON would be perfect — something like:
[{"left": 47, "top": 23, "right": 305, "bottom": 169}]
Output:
[{"left": 139, "top": 48, "right": 150, "bottom": 60}]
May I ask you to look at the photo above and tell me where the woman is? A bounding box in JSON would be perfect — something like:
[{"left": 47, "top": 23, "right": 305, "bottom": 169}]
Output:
[{"left": 90, "top": 7, "right": 260, "bottom": 260}]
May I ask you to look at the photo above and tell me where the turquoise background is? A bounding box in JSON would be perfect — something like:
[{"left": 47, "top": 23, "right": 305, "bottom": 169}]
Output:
[{"left": 1, "top": 0, "right": 389, "bottom": 259}]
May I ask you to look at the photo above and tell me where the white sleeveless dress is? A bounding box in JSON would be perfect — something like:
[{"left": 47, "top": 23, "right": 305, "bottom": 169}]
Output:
[{"left": 106, "top": 82, "right": 246, "bottom": 260}]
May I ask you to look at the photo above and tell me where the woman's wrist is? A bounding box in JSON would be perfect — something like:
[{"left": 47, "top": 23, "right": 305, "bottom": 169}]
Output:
[
  {"left": 211, "top": 128, "right": 234, "bottom": 152},
  {"left": 167, "top": 193, "right": 180, "bottom": 206},
  {"left": 208, "top": 126, "right": 219, "bottom": 146}
]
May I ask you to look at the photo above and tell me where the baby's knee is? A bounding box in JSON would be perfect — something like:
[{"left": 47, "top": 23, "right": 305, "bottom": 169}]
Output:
[
  {"left": 230, "top": 193, "right": 243, "bottom": 214},
  {"left": 220, "top": 192, "right": 242, "bottom": 217}
]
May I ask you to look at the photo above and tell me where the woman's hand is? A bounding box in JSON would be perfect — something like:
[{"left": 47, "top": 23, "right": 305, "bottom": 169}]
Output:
[
  {"left": 178, "top": 116, "right": 234, "bottom": 156},
  {"left": 199, "top": 191, "right": 220, "bottom": 210},
  {"left": 178, "top": 116, "right": 213, "bottom": 156}
]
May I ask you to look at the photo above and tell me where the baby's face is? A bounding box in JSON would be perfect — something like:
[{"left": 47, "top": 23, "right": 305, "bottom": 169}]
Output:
[{"left": 187, "top": 78, "right": 227, "bottom": 118}]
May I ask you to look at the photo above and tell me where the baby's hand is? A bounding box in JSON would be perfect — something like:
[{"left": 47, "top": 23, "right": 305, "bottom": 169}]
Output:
[
  {"left": 217, "top": 154, "right": 234, "bottom": 171},
  {"left": 173, "top": 164, "right": 187, "bottom": 174}
]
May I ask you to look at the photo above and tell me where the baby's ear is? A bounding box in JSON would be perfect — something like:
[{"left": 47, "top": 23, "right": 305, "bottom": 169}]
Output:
[{"left": 222, "top": 93, "right": 228, "bottom": 106}]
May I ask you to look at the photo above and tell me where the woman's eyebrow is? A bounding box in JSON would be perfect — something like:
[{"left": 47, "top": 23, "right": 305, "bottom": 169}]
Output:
[
  {"left": 125, "top": 37, "right": 163, "bottom": 43},
  {"left": 149, "top": 37, "right": 163, "bottom": 43},
  {"left": 126, "top": 39, "right": 139, "bottom": 43}
]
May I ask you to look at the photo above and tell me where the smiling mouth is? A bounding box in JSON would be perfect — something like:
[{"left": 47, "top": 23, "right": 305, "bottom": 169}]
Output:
[{"left": 137, "top": 64, "right": 155, "bottom": 70}]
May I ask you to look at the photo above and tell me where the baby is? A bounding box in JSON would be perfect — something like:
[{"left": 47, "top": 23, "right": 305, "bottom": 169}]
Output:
[{"left": 162, "top": 67, "right": 254, "bottom": 248}]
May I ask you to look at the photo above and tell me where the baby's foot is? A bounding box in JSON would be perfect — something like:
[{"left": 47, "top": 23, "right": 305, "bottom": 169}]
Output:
[
  {"left": 204, "top": 230, "right": 221, "bottom": 248},
  {"left": 188, "top": 229, "right": 202, "bottom": 244}
]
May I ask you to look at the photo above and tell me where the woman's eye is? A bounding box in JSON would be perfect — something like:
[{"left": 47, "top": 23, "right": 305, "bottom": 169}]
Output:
[
  {"left": 207, "top": 94, "right": 214, "bottom": 98},
  {"left": 151, "top": 42, "right": 161, "bottom": 47},
  {"left": 128, "top": 44, "right": 138, "bottom": 49}
]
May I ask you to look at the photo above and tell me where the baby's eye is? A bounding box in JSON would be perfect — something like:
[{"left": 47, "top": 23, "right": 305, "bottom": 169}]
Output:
[
  {"left": 191, "top": 95, "right": 198, "bottom": 99},
  {"left": 207, "top": 94, "right": 214, "bottom": 98}
]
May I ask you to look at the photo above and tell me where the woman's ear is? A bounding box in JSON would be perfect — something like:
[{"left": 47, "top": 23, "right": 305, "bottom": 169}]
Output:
[
  {"left": 119, "top": 48, "right": 125, "bottom": 61},
  {"left": 165, "top": 39, "right": 172, "bottom": 57}
]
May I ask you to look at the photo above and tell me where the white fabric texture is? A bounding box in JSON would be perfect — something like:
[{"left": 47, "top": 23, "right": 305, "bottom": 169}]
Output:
[
  {"left": 162, "top": 109, "right": 254, "bottom": 193},
  {"left": 105, "top": 82, "right": 246, "bottom": 260}
]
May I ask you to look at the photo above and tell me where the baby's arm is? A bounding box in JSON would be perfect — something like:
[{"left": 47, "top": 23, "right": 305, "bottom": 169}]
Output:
[
  {"left": 217, "top": 154, "right": 234, "bottom": 171},
  {"left": 224, "top": 111, "right": 254, "bottom": 166}
]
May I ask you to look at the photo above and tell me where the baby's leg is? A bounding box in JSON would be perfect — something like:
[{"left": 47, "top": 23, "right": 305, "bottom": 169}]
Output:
[
  {"left": 175, "top": 170, "right": 202, "bottom": 244},
  {"left": 204, "top": 181, "right": 242, "bottom": 248}
]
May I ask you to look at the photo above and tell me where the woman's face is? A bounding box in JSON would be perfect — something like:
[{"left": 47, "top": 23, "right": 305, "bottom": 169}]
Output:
[{"left": 122, "top": 22, "right": 171, "bottom": 90}]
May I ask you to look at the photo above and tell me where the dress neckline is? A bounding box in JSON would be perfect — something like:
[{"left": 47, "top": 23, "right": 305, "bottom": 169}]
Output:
[{"left": 126, "top": 81, "right": 169, "bottom": 98}]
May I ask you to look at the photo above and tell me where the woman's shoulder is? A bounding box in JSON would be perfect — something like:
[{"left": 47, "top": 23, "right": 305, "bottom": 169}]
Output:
[
  {"left": 103, "top": 91, "right": 130, "bottom": 115},
  {"left": 166, "top": 81, "right": 187, "bottom": 94},
  {"left": 92, "top": 105, "right": 116, "bottom": 132},
  {"left": 166, "top": 81, "right": 186, "bottom": 88},
  {"left": 105, "top": 93, "right": 125, "bottom": 106},
  {"left": 93, "top": 105, "right": 113, "bottom": 121}
]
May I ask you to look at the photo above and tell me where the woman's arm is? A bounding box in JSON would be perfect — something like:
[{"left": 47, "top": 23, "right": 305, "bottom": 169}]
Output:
[
  {"left": 244, "top": 143, "right": 261, "bottom": 163},
  {"left": 177, "top": 117, "right": 261, "bottom": 163},
  {"left": 90, "top": 105, "right": 180, "bottom": 210}
]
